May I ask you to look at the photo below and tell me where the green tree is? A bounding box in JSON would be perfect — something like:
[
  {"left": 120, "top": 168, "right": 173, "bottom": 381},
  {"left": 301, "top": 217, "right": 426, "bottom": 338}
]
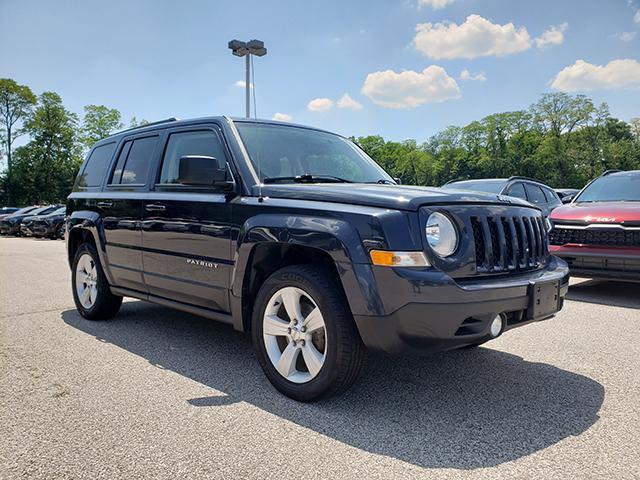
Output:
[
  {"left": 80, "top": 104, "right": 123, "bottom": 152},
  {"left": 7, "top": 92, "right": 81, "bottom": 204},
  {"left": 0, "top": 78, "right": 37, "bottom": 175}
]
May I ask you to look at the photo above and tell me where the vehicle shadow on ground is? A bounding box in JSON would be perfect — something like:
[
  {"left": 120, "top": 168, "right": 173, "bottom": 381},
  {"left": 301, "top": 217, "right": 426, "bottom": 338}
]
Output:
[
  {"left": 567, "top": 279, "right": 640, "bottom": 309},
  {"left": 62, "top": 303, "right": 604, "bottom": 470}
]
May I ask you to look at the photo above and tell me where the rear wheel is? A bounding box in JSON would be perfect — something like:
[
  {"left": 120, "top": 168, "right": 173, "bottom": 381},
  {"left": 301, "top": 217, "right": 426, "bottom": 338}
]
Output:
[
  {"left": 252, "top": 265, "right": 366, "bottom": 401},
  {"left": 72, "top": 243, "right": 122, "bottom": 320}
]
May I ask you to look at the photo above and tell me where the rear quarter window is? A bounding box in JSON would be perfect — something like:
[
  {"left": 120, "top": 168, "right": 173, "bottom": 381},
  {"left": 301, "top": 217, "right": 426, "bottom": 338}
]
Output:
[{"left": 75, "top": 143, "right": 116, "bottom": 188}]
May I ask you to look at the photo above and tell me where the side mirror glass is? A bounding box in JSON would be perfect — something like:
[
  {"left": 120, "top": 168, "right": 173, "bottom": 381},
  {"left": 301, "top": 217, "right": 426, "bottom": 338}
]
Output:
[
  {"left": 562, "top": 194, "right": 575, "bottom": 204},
  {"left": 178, "top": 155, "right": 228, "bottom": 186}
]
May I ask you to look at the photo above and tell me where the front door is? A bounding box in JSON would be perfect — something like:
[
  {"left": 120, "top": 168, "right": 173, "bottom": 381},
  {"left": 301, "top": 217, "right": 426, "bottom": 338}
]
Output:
[
  {"left": 100, "top": 134, "right": 161, "bottom": 292},
  {"left": 141, "top": 126, "right": 234, "bottom": 313}
]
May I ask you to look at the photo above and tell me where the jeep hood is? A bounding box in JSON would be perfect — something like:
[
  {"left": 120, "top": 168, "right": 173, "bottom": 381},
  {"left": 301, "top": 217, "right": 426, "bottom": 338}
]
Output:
[
  {"left": 256, "top": 184, "right": 534, "bottom": 211},
  {"left": 551, "top": 201, "right": 640, "bottom": 224}
]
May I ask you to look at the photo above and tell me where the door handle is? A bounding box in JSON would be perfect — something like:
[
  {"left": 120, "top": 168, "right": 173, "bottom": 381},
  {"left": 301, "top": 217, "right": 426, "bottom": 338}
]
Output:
[
  {"left": 96, "top": 201, "right": 113, "bottom": 208},
  {"left": 145, "top": 204, "right": 166, "bottom": 212}
]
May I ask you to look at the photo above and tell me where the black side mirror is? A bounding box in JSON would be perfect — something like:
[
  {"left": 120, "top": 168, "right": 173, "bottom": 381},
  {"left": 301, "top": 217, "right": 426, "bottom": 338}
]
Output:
[
  {"left": 562, "top": 194, "right": 575, "bottom": 204},
  {"left": 394, "top": 177, "right": 402, "bottom": 185},
  {"left": 178, "top": 155, "right": 228, "bottom": 186}
]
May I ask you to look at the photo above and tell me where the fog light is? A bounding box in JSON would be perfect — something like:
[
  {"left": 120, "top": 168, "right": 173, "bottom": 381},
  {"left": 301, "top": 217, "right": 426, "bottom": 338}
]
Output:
[{"left": 490, "top": 314, "right": 504, "bottom": 338}]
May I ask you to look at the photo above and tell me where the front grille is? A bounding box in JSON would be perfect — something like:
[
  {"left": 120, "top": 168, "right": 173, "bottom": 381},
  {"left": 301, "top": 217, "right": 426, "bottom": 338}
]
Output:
[
  {"left": 471, "top": 214, "right": 547, "bottom": 273},
  {"left": 550, "top": 226, "right": 640, "bottom": 247}
]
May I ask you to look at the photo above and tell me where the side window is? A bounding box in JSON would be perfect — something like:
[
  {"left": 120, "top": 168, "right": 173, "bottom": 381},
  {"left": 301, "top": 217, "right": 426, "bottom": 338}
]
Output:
[
  {"left": 506, "top": 182, "right": 527, "bottom": 200},
  {"left": 158, "top": 130, "right": 228, "bottom": 185},
  {"left": 76, "top": 143, "right": 116, "bottom": 187},
  {"left": 110, "top": 136, "right": 158, "bottom": 185},
  {"left": 543, "top": 186, "right": 561, "bottom": 205},
  {"left": 525, "top": 183, "right": 546, "bottom": 204}
]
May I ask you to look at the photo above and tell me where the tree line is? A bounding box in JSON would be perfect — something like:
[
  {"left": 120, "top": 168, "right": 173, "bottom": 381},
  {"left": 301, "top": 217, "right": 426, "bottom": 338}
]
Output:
[
  {"left": 1, "top": 77, "right": 639, "bottom": 206},
  {"left": 0, "top": 78, "right": 147, "bottom": 205}
]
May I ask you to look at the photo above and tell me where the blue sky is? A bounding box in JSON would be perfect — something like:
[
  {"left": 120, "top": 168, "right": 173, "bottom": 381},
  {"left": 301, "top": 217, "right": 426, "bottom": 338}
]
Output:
[{"left": 1, "top": 0, "right": 639, "bottom": 142}]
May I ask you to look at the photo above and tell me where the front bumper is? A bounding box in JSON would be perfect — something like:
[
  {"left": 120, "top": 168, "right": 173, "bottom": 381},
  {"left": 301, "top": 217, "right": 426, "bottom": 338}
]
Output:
[
  {"left": 353, "top": 256, "right": 569, "bottom": 354},
  {"left": 31, "top": 223, "right": 56, "bottom": 237},
  {"left": 550, "top": 245, "right": 640, "bottom": 282}
]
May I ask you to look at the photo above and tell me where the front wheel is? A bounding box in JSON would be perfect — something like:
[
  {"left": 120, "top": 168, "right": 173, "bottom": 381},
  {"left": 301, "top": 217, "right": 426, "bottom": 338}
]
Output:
[
  {"left": 252, "top": 265, "right": 367, "bottom": 402},
  {"left": 71, "top": 243, "right": 122, "bottom": 320}
]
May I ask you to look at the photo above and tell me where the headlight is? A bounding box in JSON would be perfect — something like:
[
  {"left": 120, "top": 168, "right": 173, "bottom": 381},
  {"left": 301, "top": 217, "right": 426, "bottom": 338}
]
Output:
[{"left": 426, "top": 212, "right": 458, "bottom": 257}]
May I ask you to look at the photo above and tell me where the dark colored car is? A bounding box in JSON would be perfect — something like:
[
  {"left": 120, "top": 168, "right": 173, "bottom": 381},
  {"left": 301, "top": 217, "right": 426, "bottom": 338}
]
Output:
[
  {"left": 19, "top": 205, "right": 62, "bottom": 236},
  {"left": 0, "top": 207, "right": 19, "bottom": 220},
  {"left": 555, "top": 188, "right": 580, "bottom": 204},
  {"left": 550, "top": 170, "right": 640, "bottom": 282},
  {"left": 66, "top": 116, "right": 569, "bottom": 401},
  {"left": 443, "top": 177, "right": 562, "bottom": 217},
  {"left": 30, "top": 206, "right": 67, "bottom": 239},
  {"left": 0, "top": 206, "right": 45, "bottom": 235}
]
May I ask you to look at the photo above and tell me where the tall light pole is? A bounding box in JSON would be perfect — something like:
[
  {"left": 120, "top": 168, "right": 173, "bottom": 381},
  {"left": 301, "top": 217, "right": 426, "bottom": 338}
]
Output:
[{"left": 228, "top": 39, "right": 267, "bottom": 118}]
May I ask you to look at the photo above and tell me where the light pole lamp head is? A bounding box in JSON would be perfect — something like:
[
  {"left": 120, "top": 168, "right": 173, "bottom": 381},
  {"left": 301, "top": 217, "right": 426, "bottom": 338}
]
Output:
[
  {"left": 247, "top": 39, "right": 267, "bottom": 56},
  {"left": 228, "top": 39, "right": 249, "bottom": 56}
]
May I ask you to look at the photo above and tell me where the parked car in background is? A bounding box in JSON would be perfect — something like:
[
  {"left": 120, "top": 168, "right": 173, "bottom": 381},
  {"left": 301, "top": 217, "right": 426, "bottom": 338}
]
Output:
[
  {"left": 442, "top": 177, "right": 562, "bottom": 217},
  {"left": 549, "top": 170, "right": 640, "bottom": 282},
  {"left": 31, "top": 206, "right": 67, "bottom": 239},
  {"left": 555, "top": 188, "right": 580, "bottom": 204},
  {"left": 0, "top": 207, "right": 20, "bottom": 220},
  {"left": 0, "top": 205, "right": 43, "bottom": 235},
  {"left": 19, "top": 205, "right": 62, "bottom": 236}
]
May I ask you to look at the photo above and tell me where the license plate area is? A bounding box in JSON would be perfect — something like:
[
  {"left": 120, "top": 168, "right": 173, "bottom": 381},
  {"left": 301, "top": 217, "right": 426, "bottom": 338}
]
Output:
[{"left": 527, "top": 280, "right": 560, "bottom": 320}]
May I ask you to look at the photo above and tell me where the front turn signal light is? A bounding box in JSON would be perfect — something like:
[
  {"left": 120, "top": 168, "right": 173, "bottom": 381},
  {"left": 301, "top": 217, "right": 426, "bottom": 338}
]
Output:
[{"left": 369, "top": 250, "right": 430, "bottom": 267}]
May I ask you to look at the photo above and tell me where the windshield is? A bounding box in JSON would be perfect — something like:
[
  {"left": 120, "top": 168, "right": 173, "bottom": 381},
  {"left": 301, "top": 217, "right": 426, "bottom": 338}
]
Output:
[
  {"left": 443, "top": 180, "right": 506, "bottom": 194},
  {"left": 235, "top": 123, "right": 393, "bottom": 184},
  {"left": 575, "top": 174, "right": 640, "bottom": 202}
]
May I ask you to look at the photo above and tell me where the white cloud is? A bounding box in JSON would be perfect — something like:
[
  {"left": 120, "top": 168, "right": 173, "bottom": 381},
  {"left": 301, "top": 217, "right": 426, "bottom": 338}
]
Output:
[
  {"left": 336, "top": 93, "right": 363, "bottom": 110},
  {"left": 272, "top": 112, "right": 292, "bottom": 122},
  {"left": 361, "top": 66, "right": 461, "bottom": 109},
  {"left": 615, "top": 31, "right": 637, "bottom": 42},
  {"left": 535, "top": 23, "right": 568, "bottom": 49},
  {"left": 418, "top": 0, "right": 455, "bottom": 10},
  {"left": 551, "top": 59, "right": 640, "bottom": 92},
  {"left": 635, "top": 9, "right": 640, "bottom": 24},
  {"left": 460, "top": 69, "right": 486, "bottom": 81},
  {"left": 414, "top": 14, "right": 532, "bottom": 59},
  {"left": 307, "top": 98, "right": 334, "bottom": 112},
  {"left": 234, "top": 80, "right": 253, "bottom": 89}
]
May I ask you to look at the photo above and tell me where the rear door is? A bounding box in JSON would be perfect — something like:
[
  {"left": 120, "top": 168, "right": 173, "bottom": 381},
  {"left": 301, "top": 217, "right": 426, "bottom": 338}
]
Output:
[
  {"left": 141, "top": 124, "right": 234, "bottom": 312},
  {"left": 100, "top": 134, "right": 161, "bottom": 292}
]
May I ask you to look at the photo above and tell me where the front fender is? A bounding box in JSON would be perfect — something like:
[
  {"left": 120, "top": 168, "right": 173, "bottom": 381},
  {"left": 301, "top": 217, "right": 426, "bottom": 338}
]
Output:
[{"left": 230, "top": 214, "right": 385, "bottom": 330}]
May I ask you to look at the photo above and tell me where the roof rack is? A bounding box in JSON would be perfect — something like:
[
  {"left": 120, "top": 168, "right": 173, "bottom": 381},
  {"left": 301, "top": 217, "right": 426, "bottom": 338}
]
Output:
[
  {"left": 113, "top": 117, "right": 179, "bottom": 136},
  {"left": 601, "top": 170, "right": 622, "bottom": 176},
  {"left": 507, "top": 176, "right": 544, "bottom": 184}
]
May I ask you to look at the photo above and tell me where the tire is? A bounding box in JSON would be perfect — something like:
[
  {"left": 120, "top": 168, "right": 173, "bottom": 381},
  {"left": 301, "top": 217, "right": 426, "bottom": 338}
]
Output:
[
  {"left": 252, "top": 264, "right": 367, "bottom": 402},
  {"left": 55, "top": 223, "right": 64, "bottom": 240},
  {"left": 71, "top": 242, "right": 122, "bottom": 320}
]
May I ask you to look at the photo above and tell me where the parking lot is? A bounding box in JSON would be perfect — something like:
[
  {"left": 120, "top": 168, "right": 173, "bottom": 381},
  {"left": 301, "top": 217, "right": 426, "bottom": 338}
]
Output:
[{"left": 1, "top": 236, "right": 639, "bottom": 479}]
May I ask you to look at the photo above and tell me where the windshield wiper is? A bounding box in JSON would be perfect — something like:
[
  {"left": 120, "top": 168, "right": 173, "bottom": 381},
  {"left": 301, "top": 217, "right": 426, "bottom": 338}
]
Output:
[
  {"left": 263, "top": 174, "right": 353, "bottom": 184},
  {"left": 364, "top": 179, "right": 396, "bottom": 185}
]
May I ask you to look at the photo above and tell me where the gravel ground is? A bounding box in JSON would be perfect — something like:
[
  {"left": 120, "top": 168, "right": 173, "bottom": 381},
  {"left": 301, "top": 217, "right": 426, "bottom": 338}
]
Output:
[{"left": 1, "top": 236, "right": 639, "bottom": 479}]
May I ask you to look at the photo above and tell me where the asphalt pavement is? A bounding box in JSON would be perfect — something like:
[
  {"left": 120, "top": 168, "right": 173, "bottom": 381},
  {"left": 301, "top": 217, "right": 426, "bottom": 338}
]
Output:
[{"left": 1, "top": 236, "right": 639, "bottom": 479}]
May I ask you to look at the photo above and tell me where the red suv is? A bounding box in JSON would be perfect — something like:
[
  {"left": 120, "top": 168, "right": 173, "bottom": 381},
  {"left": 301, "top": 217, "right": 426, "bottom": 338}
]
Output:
[{"left": 549, "top": 170, "right": 640, "bottom": 282}]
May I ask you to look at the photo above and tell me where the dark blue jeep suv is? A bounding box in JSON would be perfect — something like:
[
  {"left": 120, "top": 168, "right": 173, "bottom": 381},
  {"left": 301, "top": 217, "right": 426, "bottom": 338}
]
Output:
[{"left": 66, "top": 116, "right": 569, "bottom": 401}]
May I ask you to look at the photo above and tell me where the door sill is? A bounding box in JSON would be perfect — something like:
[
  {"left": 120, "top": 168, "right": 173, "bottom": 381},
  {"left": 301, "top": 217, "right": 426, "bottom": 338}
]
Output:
[{"left": 110, "top": 286, "right": 233, "bottom": 325}]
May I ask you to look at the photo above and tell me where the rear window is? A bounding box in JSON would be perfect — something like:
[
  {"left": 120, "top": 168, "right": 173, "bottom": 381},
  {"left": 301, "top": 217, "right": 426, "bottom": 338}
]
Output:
[
  {"left": 110, "top": 136, "right": 158, "bottom": 185},
  {"left": 77, "top": 143, "right": 116, "bottom": 187}
]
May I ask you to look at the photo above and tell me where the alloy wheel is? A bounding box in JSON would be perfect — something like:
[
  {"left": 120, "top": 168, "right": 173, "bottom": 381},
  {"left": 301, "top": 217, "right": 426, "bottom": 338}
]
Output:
[
  {"left": 75, "top": 253, "right": 98, "bottom": 309},
  {"left": 262, "top": 286, "right": 327, "bottom": 383}
]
